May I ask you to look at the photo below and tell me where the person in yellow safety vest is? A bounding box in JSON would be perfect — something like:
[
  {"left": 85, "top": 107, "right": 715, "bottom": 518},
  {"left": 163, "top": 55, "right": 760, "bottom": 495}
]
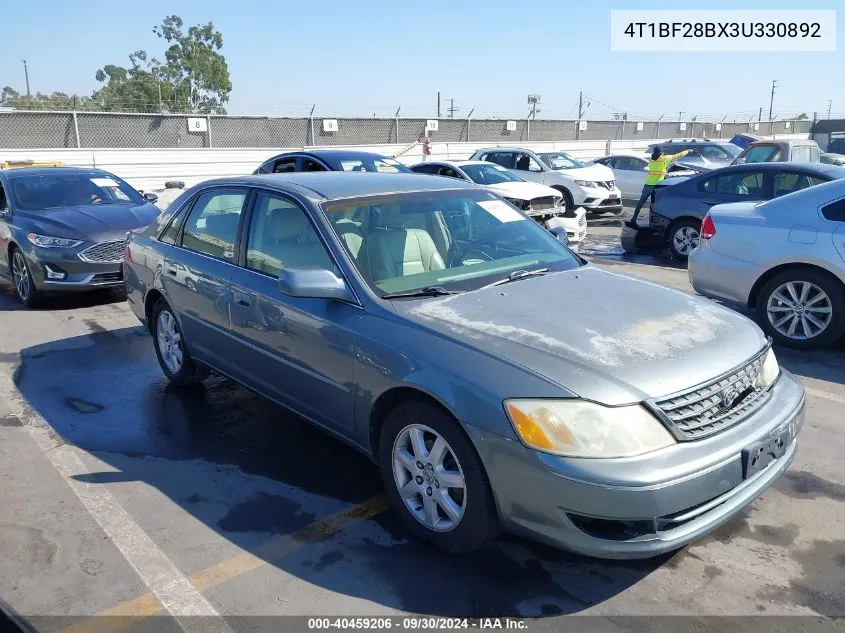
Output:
[{"left": 625, "top": 147, "right": 695, "bottom": 229}]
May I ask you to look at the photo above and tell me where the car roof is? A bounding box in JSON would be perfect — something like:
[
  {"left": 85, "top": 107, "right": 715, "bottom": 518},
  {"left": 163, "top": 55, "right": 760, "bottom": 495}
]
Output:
[
  {"left": 412, "top": 160, "right": 490, "bottom": 168},
  {"left": 714, "top": 162, "right": 843, "bottom": 175},
  {"left": 744, "top": 139, "right": 818, "bottom": 147},
  {"left": 472, "top": 147, "right": 535, "bottom": 154},
  {"left": 270, "top": 149, "right": 396, "bottom": 161},
  {"left": 1, "top": 166, "right": 113, "bottom": 180},
  {"left": 649, "top": 139, "right": 733, "bottom": 146},
  {"left": 192, "top": 172, "right": 479, "bottom": 200}
]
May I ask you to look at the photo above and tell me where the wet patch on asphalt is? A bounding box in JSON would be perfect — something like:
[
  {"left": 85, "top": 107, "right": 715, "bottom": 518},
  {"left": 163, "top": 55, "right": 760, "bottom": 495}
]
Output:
[
  {"left": 758, "top": 539, "right": 845, "bottom": 615},
  {"left": 774, "top": 471, "right": 845, "bottom": 503},
  {"left": 218, "top": 492, "right": 317, "bottom": 534}
]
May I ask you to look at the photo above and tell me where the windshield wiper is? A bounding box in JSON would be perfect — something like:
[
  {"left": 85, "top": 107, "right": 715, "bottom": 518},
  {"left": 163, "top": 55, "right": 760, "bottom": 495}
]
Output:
[
  {"left": 482, "top": 267, "right": 550, "bottom": 289},
  {"left": 381, "top": 286, "right": 461, "bottom": 299}
]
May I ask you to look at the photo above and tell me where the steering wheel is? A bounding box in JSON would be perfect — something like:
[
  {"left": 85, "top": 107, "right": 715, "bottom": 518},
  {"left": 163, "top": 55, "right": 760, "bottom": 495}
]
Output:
[{"left": 449, "top": 242, "right": 496, "bottom": 267}]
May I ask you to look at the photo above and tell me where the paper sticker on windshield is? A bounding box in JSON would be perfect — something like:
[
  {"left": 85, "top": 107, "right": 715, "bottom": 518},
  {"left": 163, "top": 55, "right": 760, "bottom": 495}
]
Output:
[
  {"left": 91, "top": 177, "right": 119, "bottom": 188},
  {"left": 478, "top": 200, "right": 526, "bottom": 223}
]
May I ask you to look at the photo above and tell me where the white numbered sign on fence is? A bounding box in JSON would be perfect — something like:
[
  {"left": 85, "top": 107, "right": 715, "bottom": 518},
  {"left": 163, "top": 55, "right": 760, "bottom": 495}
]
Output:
[
  {"left": 323, "top": 119, "right": 339, "bottom": 132},
  {"left": 187, "top": 118, "right": 208, "bottom": 133},
  {"left": 636, "top": 121, "right": 644, "bottom": 131},
  {"left": 579, "top": 120, "right": 588, "bottom": 131},
  {"left": 425, "top": 120, "right": 439, "bottom": 132},
  {"left": 506, "top": 120, "right": 517, "bottom": 131},
  {"left": 784, "top": 121, "right": 791, "bottom": 129},
  {"left": 679, "top": 122, "right": 687, "bottom": 131},
  {"left": 715, "top": 123, "right": 722, "bottom": 131}
]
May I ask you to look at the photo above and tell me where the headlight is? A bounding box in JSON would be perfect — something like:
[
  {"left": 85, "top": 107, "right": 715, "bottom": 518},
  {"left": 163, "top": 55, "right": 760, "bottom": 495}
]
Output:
[
  {"left": 27, "top": 233, "right": 83, "bottom": 248},
  {"left": 504, "top": 399, "right": 676, "bottom": 458},
  {"left": 504, "top": 197, "right": 529, "bottom": 210},
  {"left": 574, "top": 180, "right": 597, "bottom": 188},
  {"left": 755, "top": 348, "right": 780, "bottom": 389}
]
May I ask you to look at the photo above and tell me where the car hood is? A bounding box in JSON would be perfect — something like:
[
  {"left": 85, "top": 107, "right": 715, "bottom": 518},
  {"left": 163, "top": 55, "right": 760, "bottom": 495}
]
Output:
[
  {"left": 548, "top": 163, "right": 615, "bottom": 181},
  {"left": 15, "top": 203, "right": 162, "bottom": 242},
  {"left": 396, "top": 266, "right": 766, "bottom": 405},
  {"left": 485, "top": 181, "right": 561, "bottom": 200}
]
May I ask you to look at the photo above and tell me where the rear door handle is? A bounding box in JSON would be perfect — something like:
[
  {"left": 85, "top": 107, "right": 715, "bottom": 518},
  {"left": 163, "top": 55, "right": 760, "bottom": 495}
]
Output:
[{"left": 233, "top": 291, "right": 251, "bottom": 307}]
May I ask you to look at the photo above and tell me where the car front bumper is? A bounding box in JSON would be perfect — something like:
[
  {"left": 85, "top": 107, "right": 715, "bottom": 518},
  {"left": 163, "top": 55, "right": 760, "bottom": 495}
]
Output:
[
  {"left": 572, "top": 184, "right": 623, "bottom": 213},
  {"left": 468, "top": 370, "right": 805, "bottom": 559},
  {"left": 27, "top": 247, "right": 124, "bottom": 292}
]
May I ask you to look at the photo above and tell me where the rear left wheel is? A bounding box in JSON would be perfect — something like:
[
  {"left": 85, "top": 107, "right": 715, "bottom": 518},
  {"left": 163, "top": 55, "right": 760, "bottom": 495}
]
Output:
[
  {"left": 151, "top": 298, "right": 210, "bottom": 385},
  {"left": 667, "top": 219, "right": 700, "bottom": 259},
  {"left": 378, "top": 399, "right": 498, "bottom": 554}
]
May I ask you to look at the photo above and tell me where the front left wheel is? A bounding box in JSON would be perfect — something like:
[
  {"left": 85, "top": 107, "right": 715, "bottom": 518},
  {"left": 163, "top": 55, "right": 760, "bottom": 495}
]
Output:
[
  {"left": 151, "top": 298, "right": 210, "bottom": 385},
  {"left": 378, "top": 399, "right": 498, "bottom": 554},
  {"left": 10, "top": 247, "right": 41, "bottom": 308}
]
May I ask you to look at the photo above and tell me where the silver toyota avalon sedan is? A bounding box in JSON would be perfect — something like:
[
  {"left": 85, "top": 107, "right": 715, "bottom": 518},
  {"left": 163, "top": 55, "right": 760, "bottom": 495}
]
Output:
[{"left": 124, "top": 173, "right": 805, "bottom": 558}]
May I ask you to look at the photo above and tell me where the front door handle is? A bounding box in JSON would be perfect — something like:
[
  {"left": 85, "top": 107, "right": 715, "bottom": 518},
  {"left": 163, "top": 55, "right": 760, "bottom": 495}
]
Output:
[{"left": 233, "top": 291, "right": 251, "bottom": 307}]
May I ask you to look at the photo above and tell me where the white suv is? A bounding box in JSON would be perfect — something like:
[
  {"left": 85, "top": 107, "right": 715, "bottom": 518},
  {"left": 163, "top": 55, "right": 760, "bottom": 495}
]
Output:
[{"left": 470, "top": 147, "right": 622, "bottom": 215}]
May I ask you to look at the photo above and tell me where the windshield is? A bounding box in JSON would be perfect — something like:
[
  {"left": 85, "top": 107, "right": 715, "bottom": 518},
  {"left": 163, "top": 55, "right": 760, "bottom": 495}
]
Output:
[
  {"left": 460, "top": 163, "right": 523, "bottom": 185},
  {"left": 538, "top": 152, "right": 586, "bottom": 170},
  {"left": 325, "top": 156, "right": 412, "bottom": 173},
  {"left": 321, "top": 189, "right": 581, "bottom": 297},
  {"left": 10, "top": 173, "right": 144, "bottom": 211}
]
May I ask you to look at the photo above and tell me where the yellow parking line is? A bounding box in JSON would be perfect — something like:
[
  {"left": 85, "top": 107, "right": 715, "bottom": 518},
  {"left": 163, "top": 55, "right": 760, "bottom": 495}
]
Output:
[{"left": 58, "top": 495, "right": 388, "bottom": 633}]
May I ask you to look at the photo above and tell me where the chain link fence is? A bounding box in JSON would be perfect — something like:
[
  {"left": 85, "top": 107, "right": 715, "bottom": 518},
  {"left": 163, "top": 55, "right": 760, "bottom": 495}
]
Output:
[{"left": 0, "top": 110, "right": 817, "bottom": 149}]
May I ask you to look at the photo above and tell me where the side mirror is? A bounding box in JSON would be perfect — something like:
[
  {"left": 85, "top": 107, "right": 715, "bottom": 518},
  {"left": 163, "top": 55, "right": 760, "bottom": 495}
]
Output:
[
  {"left": 143, "top": 192, "right": 159, "bottom": 204},
  {"left": 548, "top": 226, "right": 570, "bottom": 247},
  {"left": 278, "top": 268, "right": 354, "bottom": 302}
]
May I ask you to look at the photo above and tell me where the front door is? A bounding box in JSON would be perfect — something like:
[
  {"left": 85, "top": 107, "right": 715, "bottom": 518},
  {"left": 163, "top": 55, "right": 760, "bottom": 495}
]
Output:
[
  {"left": 0, "top": 182, "right": 12, "bottom": 280},
  {"left": 162, "top": 187, "right": 248, "bottom": 373},
  {"left": 228, "top": 190, "right": 359, "bottom": 436}
]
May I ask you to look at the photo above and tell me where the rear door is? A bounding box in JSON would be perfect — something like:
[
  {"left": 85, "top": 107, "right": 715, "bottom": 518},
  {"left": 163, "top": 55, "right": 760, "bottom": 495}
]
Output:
[
  {"left": 614, "top": 157, "right": 648, "bottom": 198},
  {"left": 771, "top": 171, "right": 829, "bottom": 198},
  {"left": 697, "top": 169, "right": 767, "bottom": 214},
  {"left": 162, "top": 187, "right": 248, "bottom": 373}
]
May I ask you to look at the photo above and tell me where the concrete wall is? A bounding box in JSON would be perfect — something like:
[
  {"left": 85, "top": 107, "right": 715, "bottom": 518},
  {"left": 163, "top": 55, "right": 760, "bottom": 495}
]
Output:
[{"left": 0, "top": 134, "right": 812, "bottom": 193}]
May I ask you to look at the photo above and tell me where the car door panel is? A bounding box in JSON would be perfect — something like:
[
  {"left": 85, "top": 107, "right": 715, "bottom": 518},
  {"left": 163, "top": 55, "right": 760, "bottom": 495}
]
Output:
[
  {"left": 0, "top": 183, "right": 12, "bottom": 278},
  {"left": 227, "top": 190, "right": 358, "bottom": 436},
  {"left": 833, "top": 223, "right": 845, "bottom": 267}
]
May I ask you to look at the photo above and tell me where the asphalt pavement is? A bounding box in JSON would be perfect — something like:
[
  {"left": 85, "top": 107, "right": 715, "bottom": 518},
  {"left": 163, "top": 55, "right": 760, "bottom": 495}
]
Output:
[{"left": 0, "top": 223, "right": 844, "bottom": 633}]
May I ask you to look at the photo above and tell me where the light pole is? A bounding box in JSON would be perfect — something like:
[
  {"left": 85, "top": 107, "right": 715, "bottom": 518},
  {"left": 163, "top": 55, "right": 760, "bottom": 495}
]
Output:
[
  {"left": 22, "top": 59, "right": 31, "bottom": 97},
  {"left": 768, "top": 80, "right": 777, "bottom": 121}
]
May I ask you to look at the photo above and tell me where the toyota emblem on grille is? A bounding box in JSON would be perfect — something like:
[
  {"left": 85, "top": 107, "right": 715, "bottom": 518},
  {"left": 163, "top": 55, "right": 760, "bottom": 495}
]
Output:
[{"left": 720, "top": 387, "right": 740, "bottom": 409}]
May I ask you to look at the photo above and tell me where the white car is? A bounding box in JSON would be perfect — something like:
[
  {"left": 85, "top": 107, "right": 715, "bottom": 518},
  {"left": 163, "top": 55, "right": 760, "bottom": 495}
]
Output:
[
  {"left": 469, "top": 147, "right": 622, "bottom": 215},
  {"left": 689, "top": 177, "right": 845, "bottom": 350},
  {"left": 410, "top": 160, "right": 587, "bottom": 243},
  {"left": 589, "top": 153, "right": 697, "bottom": 199}
]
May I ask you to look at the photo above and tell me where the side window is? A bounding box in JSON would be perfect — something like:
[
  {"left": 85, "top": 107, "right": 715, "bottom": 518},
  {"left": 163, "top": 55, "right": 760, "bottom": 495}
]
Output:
[
  {"left": 0, "top": 183, "right": 9, "bottom": 214},
  {"left": 743, "top": 145, "right": 779, "bottom": 163},
  {"left": 412, "top": 164, "right": 438, "bottom": 175},
  {"left": 486, "top": 152, "right": 515, "bottom": 169},
  {"left": 821, "top": 198, "right": 845, "bottom": 222},
  {"left": 714, "top": 172, "right": 765, "bottom": 196},
  {"left": 181, "top": 189, "right": 247, "bottom": 261},
  {"left": 159, "top": 205, "right": 189, "bottom": 244},
  {"left": 439, "top": 166, "right": 464, "bottom": 179},
  {"left": 599, "top": 158, "right": 615, "bottom": 169},
  {"left": 301, "top": 158, "right": 327, "bottom": 172},
  {"left": 772, "top": 172, "right": 824, "bottom": 197},
  {"left": 514, "top": 153, "right": 543, "bottom": 172},
  {"left": 272, "top": 157, "right": 297, "bottom": 173},
  {"left": 245, "top": 192, "right": 334, "bottom": 277},
  {"left": 700, "top": 176, "right": 717, "bottom": 193},
  {"left": 791, "top": 146, "right": 814, "bottom": 163}
]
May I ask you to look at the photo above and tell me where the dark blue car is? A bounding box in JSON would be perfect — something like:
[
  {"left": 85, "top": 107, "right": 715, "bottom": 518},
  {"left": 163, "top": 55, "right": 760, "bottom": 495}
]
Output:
[
  {"left": 253, "top": 149, "right": 413, "bottom": 174},
  {"left": 645, "top": 162, "right": 845, "bottom": 258}
]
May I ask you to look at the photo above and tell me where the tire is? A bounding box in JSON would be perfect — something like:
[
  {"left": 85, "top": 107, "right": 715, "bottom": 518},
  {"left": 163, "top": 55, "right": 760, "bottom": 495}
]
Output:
[
  {"left": 378, "top": 398, "right": 498, "bottom": 554},
  {"left": 755, "top": 268, "right": 845, "bottom": 350},
  {"left": 554, "top": 187, "right": 575, "bottom": 215},
  {"left": 10, "top": 247, "right": 41, "bottom": 308},
  {"left": 150, "top": 298, "right": 210, "bottom": 385},
  {"left": 667, "top": 218, "right": 701, "bottom": 259}
]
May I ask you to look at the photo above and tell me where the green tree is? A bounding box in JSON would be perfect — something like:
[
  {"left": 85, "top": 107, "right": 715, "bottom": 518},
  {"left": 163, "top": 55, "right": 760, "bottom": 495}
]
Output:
[
  {"left": 1, "top": 86, "right": 97, "bottom": 111},
  {"left": 92, "top": 15, "right": 231, "bottom": 113}
]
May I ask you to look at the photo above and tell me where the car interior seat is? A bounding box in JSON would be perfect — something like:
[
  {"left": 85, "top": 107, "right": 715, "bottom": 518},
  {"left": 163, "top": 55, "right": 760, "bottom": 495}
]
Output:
[
  {"left": 516, "top": 155, "right": 530, "bottom": 170},
  {"left": 262, "top": 205, "right": 334, "bottom": 271},
  {"left": 365, "top": 204, "right": 446, "bottom": 282}
]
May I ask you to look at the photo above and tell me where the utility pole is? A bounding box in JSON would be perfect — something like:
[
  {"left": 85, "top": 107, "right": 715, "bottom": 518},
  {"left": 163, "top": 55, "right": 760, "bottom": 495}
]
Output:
[
  {"left": 446, "top": 98, "right": 459, "bottom": 118},
  {"left": 527, "top": 94, "right": 541, "bottom": 119},
  {"left": 768, "top": 80, "right": 777, "bottom": 121},
  {"left": 828, "top": 99, "right": 832, "bottom": 119},
  {"left": 437, "top": 92, "right": 441, "bottom": 118},
  {"left": 22, "top": 59, "right": 31, "bottom": 97}
]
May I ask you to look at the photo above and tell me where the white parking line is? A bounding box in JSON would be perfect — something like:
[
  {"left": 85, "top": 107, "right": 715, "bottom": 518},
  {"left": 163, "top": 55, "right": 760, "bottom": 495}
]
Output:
[
  {"left": 0, "top": 370, "right": 235, "bottom": 633},
  {"left": 806, "top": 386, "right": 845, "bottom": 405}
]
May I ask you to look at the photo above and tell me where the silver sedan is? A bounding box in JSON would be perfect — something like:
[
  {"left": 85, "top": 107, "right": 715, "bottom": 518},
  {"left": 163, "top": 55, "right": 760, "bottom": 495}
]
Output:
[{"left": 689, "top": 178, "right": 845, "bottom": 350}]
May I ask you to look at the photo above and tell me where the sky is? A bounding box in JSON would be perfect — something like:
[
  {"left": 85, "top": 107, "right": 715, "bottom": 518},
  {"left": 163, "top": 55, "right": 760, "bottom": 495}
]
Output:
[{"left": 2, "top": 0, "right": 842, "bottom": 121}]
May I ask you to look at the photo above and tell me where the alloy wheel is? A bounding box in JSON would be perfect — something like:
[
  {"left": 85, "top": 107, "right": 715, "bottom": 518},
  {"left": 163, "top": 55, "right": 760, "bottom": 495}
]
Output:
[
  {"left": 12, "top": 251, "right": 30, "bottom": 302},
  {"left": 766, "top": 281, "right": 833, "bottom": 341},
  {"left": 392, "top": 423, "right": 466, "bottom": 532},
  {"left": 156, "top": 310, "right": 184, "bottom": 374},
  {"left": 672, "top": 226, "right": 700, "bottom": 255}
]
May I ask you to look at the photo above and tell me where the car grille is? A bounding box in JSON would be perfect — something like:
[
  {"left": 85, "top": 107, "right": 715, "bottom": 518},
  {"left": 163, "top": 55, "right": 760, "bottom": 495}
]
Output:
[
  {"left": 528, "top": 196, "right": 558, "bottom": 212},
  {"left": 648, "top": 349, "right": 772, "bottom": 440},
  {"left": 78, "top": 240, "right": 127, "bottom": 264}
]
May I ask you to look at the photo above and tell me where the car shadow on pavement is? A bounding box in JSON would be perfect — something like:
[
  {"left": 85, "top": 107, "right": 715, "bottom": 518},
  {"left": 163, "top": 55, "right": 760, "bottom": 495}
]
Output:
[
  {"left": 11, "top": 327, "right": 673, "bottom": 617},
  {"left": 0, "top": 281, "right": 126, "bottom": 312}
]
